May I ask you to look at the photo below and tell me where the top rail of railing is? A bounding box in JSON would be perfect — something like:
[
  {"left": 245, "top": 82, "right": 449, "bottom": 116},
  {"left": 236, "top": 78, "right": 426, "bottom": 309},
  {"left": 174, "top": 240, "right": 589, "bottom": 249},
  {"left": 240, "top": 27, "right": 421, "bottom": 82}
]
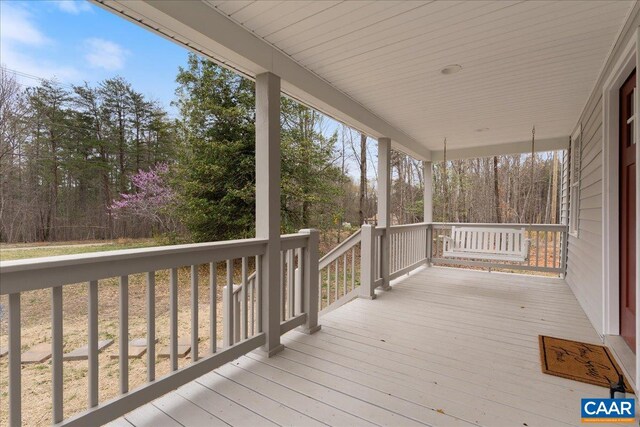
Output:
[
  {"left": 319, "top": 229, "right": 361, "bottom": 270},
  {"left": 0, "top": 238, "right": 269, "bottom": 295},
  {"left": 432, "top": 222, "right": 568, "bottom": 231}
]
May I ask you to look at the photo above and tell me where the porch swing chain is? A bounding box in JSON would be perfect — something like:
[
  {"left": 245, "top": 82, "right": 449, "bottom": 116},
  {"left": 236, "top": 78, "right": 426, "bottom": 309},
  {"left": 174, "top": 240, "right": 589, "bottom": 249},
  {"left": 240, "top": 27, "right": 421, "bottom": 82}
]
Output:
[
  {"left": 529, "top": 125, "right": 535, "bottom": 231},
  {"left": 443, "top": 137, "right": 447, "bottom": 219}
]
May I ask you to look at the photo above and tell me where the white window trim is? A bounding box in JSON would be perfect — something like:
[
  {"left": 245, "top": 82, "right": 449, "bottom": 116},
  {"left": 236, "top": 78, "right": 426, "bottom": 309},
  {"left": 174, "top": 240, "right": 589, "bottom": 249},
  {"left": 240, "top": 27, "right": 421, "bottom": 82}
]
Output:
[{"left": 568, "top": 124, "right": 582, "bottom": 237}]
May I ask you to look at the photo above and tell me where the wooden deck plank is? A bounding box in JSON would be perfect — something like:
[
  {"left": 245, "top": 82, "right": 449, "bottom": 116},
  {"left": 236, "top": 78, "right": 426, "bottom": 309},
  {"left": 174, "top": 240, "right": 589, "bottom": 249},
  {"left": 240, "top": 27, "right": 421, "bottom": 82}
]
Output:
[
  {"left": 245, "top": 350, "right": 474, "bottom": 426},
  {"left": 117, "top": 267, "right": 608, "bottom": 427},
  {"left": 215, "top": 363, "right": 376, "bottom": 426},
  {"left": 280, "top": 330, "right": 585, "bottom": 426},
  {"left": 104, "top": 418, "right": 135, "bottom": 427},
  {"left": 152, "top": 393, "right": 227, "bottom": 426},
  {"left": 233, "top": 355, "right": 425, "bottom": 426},
  {"left": 124, "top": 404, "right": 181, "bottom": 427},
  {"left": 175, "top": 381, "right": 277, "bottom": 427},
  {"left": 196, "top": 370, "right": 327, "bottom": 427}
]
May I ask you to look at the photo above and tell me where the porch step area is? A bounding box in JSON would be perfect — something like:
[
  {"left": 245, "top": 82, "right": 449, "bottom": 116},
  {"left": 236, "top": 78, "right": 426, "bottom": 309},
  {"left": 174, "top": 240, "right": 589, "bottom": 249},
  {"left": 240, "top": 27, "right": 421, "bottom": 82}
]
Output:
[{"left": 113, "top": 267, "right": 612, "bottom": 427}]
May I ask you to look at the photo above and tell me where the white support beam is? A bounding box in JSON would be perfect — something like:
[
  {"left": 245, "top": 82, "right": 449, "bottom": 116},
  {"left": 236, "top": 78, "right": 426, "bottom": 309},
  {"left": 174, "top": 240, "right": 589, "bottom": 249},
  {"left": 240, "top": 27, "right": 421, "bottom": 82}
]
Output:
[
  {"left": 378, "top": 137, "right": 391, "bottom": 291},
  {"left": 423, "top": 161, "right": 433, "bottom": 223},
  {"left": 255, "top": 72, "right": 284, "bottom": 357},
  {"left": 431, "top": 136, "right": 570, "bottom": 161},
  {"left": 95, "top": 0, "right": 430, "bottom": 161}
]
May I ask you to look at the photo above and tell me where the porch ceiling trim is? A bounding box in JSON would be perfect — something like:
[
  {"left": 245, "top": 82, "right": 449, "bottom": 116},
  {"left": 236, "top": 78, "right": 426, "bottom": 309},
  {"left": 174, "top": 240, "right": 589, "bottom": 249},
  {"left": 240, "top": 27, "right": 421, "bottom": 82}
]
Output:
[
  {"left": 430, "top": 135, "right": 569, "bottom": 161},
  {"left": 95, "top": 0, "right": 430, "bottom": 160}
]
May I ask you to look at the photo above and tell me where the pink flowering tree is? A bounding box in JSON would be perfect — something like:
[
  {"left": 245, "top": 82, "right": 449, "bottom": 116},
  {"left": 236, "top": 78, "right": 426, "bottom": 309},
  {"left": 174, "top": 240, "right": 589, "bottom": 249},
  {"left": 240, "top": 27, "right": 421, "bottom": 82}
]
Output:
[{"left": 110, "top": 163, "right": 178, "bottom": 233}]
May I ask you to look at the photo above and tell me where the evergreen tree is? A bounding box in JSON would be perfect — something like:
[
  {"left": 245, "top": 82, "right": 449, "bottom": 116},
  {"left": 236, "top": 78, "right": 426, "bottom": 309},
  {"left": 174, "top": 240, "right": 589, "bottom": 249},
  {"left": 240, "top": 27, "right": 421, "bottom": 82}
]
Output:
[{"left": 174, "top": 55, "right": 256, "bottom": 241}]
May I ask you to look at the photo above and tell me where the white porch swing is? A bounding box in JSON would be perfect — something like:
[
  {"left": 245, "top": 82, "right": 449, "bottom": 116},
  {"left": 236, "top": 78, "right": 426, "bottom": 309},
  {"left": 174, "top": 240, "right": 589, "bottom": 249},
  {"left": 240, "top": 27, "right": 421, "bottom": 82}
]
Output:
[{"left": 439, "top": 128, "right": 536, "bottom": 263}]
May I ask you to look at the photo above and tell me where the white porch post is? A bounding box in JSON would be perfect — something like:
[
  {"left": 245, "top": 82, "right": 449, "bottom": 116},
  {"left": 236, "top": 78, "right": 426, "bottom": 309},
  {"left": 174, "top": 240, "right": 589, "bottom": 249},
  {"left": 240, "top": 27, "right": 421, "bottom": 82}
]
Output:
[
  {"left": 298, "top": 229, "right": 321, "bottom": 333},
  {"left": 256, "top": 72, "right": 284, "bottom": 356},
  {"left": 359, "top": 224, "right": 377, "bottom": 299},
  {"left": 423, "top": 160, "right": 433, "bottom": 264},
  {"left": 378, "top": 137, "right": 391, "bottom": 291},
  {"left": 423, "top": 161, "right": 433, "bottom": 223}
]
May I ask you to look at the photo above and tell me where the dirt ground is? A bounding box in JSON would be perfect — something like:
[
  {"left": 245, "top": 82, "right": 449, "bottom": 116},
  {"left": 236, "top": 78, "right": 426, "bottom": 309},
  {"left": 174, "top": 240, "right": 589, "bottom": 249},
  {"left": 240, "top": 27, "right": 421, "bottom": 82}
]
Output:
[{"left": 0, "top": 260, "right": 252, "bottom": 426}]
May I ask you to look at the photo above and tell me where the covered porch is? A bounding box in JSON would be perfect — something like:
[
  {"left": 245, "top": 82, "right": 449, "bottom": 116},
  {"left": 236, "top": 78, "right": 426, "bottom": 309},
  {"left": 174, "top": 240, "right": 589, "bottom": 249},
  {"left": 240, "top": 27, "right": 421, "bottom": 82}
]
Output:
[
  {"left": 112, "top": 267, "right": 600, "bottom": 427},
  {"left": 1, "top": 0, "right": 639, "bottom": 425}
]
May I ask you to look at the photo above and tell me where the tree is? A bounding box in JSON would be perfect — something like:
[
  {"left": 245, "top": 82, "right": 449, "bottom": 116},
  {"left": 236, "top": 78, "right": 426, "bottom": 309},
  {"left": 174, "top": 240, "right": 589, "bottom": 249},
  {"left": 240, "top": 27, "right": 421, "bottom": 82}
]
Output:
[
  {"left": 174, "top": 54, "right": 350, "bottom": 242},
  {"left": 173, "top": 55, "right": 257, "bottom": 242},
  {"left": 110, "top": 163, "right": 177, "bottom": 233},
  {"left": 0, "top": 68, "right": 176, "bottom": 243}
]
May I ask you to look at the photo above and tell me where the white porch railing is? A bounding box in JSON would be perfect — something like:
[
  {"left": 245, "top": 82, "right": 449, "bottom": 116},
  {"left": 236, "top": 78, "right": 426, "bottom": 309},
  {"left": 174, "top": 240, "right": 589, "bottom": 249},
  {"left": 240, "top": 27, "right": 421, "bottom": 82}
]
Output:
[
  {"left": 1, "top": 222, "right": 569, "bottom": 426},
  {"left": 0, "top": 229, "right": 318, "bottom": 427},
  {"left": 318, "top": 229, "right": 362, "bottom": 313},
  {"left": 388, "top": 223, "right": 430, "bottom": 280}
]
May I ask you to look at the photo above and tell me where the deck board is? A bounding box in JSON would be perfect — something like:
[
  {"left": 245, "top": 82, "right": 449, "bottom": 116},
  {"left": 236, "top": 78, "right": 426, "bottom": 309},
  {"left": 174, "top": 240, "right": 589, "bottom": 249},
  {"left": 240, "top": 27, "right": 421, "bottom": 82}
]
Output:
[{"left": 118, "top": 267, "right": 615, "bottom": 427}]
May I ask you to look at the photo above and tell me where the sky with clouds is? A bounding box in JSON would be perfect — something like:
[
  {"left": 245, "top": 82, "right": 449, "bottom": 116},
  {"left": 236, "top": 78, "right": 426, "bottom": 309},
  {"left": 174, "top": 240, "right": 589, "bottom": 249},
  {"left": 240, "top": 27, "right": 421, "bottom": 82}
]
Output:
[
  {"left": 0, "top": 0, "right": 189, "bottom": 115},
  {"left": 0, "top": 0, "right": 374, "bottom": 179}
]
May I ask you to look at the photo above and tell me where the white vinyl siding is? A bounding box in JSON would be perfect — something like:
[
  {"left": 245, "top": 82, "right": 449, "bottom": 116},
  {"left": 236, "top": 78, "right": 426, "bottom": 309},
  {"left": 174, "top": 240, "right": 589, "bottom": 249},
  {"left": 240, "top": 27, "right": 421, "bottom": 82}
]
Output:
[{"left": 564, "top": 2, "right": 640, "bottom": 337}]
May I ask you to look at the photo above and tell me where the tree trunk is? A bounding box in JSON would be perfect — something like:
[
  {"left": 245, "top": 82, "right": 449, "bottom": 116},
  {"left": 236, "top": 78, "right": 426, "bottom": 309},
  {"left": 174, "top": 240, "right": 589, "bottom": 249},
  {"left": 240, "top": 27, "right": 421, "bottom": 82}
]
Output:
[{"left": 493, "top": 156, "right": 501, "bottom": 223}]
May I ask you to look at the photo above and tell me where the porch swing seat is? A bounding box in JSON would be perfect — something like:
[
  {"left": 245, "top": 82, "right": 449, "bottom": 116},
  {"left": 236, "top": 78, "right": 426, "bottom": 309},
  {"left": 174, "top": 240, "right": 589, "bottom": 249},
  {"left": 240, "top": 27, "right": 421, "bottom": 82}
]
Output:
[{"left": 440, "top": 226, "right": 531, "bottom": 263}]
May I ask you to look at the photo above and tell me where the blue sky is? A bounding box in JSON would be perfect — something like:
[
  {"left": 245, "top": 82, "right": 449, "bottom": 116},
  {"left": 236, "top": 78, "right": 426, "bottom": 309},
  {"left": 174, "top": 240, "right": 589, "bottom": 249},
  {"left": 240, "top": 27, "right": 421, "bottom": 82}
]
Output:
[
  {"left": 0, "top": 0, "right": 376, "bottom": 180},
  {"left": 0, "top": 0, "right": 188, "bottom": 115}
]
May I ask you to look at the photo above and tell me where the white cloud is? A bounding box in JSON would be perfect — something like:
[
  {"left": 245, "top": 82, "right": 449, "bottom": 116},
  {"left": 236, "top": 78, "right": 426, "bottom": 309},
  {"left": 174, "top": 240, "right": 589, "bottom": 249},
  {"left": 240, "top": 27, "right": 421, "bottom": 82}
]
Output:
[
  {"left": 0, "top": 3, "right": 51, "bottom": 46},
  {"left": 84, "top": 38, "right": 129, "bottom": 71},
  {"left": 0, "top": 3, "right": 82, "bottom": 83},
  {"left": 54, "top": 1, "right": 92, "bottom": 15}
]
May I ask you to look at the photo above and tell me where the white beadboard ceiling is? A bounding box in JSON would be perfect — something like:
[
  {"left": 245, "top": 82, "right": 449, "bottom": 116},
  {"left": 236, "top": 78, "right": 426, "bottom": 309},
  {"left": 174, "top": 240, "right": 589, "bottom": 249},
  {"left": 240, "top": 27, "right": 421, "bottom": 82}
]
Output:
[{"left": 201, "top": 0, "right": 633, "bottom": 152}]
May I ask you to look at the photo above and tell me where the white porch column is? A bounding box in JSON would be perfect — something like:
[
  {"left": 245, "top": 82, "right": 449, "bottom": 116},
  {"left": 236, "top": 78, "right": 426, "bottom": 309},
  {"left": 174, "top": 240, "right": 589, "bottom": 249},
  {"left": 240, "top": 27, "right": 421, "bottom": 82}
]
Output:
[
  {"left": 423, "top": 161, "right": 433, "bottom": 223},
  {"left": 378, "top": 137, "right": 391, "bottom": 291},
  {"left": 256, "top": 72, "right": 284, "bottom": 356},
  {"left": 423, "top": 160, "right": 433, "bottom": 265}
]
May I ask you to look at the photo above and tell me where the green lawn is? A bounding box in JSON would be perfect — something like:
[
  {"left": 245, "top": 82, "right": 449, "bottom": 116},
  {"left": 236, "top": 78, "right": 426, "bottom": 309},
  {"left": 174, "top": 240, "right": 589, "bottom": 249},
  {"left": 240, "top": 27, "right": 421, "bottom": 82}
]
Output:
[{"left": 0, "top": 240, "right": 157, "bottom": 261}]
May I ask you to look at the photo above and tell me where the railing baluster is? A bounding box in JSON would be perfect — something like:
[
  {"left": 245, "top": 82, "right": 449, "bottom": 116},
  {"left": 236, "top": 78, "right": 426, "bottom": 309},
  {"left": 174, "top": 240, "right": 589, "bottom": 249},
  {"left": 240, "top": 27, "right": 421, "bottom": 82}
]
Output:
[
  {"left": 343, "top": 253, "right": 347, "bottom": 297},
  {"left": 544, "top": 230, "right": 549, "bottom": 268},
  {"left": 334, "top": 259, "right": 339, "bottom": 302},
  {"left": 88, "top": 280, "right": 99, "bottom": 407},
  {"left": 256, "top": 255, "right": 263, "bottom": 333},
  {"left": 535, "top": 231, "right": 540, "bottom": 268},
  {"left": 119, "top": 275, "right": 129, "bottom": 393},
  {"left": 319, "top": 268, "right": 323, "bottom": 308},
  {"left": 296, "top": 247, "right": 303, "bottom": 315},
  {"left": 318, "top": 271, "right": 322, "bottom": 311},
  {"left": 250, "top": 275, "right": 255, "bottom": 337},
  {"left": 52, "top": 285, "right": 63, "bottom": 423},
  {"left": 241, "top": 257, "right": 248, "bottom": 340},
  {"left": 325, "top": 266, "right": 330, "bottom": 306},
  {"left": 351, "top": 247, "right": 356, "bottom": 292},
  {"left": 280, "top": 252, "right": 286, "bottom": 321},
  {"left": 209, "top": 263, "right": 217, "bottom": 354},
  {"left": 146, "top": 273, "right": 155, "bottom": 381},
  {"left": 224, "top": 260, "right": 234, "bottom": 346},
  {"left": 552, "top": 231, "right": 558, "bottom": 268},
  {"left": 170, "top": 268, "right": 178, "bottom": 371},
  {"left": 191, "top": 265, "right": 199, "bottom": 362},
  {"left": 287, "top": 250, "right": 294, "bottom": 319},
  {"left": 328, "top": 265, "right": 332, "bottom": 305},
  {"left": 8, "top": 293, "right": 21, "bottom": 427}
]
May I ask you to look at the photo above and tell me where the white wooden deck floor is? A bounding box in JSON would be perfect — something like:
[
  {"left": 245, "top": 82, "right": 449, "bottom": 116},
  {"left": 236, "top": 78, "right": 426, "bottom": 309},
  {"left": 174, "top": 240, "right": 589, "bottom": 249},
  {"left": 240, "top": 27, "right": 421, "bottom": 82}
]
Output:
[{"left": 111, "top": 267, "right": 615, "bottom": 427}]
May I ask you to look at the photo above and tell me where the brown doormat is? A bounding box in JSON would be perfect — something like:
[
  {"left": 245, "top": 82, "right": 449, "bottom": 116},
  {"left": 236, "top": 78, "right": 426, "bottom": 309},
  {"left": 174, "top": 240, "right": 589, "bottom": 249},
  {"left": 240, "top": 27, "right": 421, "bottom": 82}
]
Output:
[{"left": 539, "top": 335, "right": 634, "bottom": 393}]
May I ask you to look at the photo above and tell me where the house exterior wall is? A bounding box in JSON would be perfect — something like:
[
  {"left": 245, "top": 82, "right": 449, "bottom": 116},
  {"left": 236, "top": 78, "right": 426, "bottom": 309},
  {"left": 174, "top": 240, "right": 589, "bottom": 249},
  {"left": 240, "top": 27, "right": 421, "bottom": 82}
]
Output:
[{"left": 566, "top": 4, "right": 640, "bottom": 337}]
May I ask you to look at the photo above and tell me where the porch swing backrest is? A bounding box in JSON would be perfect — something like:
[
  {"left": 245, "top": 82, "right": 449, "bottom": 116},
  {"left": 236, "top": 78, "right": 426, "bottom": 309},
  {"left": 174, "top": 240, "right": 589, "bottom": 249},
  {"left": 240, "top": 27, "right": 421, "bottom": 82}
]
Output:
[{"left": 440, "top": 226, "right": 531, "bottom": 262}]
